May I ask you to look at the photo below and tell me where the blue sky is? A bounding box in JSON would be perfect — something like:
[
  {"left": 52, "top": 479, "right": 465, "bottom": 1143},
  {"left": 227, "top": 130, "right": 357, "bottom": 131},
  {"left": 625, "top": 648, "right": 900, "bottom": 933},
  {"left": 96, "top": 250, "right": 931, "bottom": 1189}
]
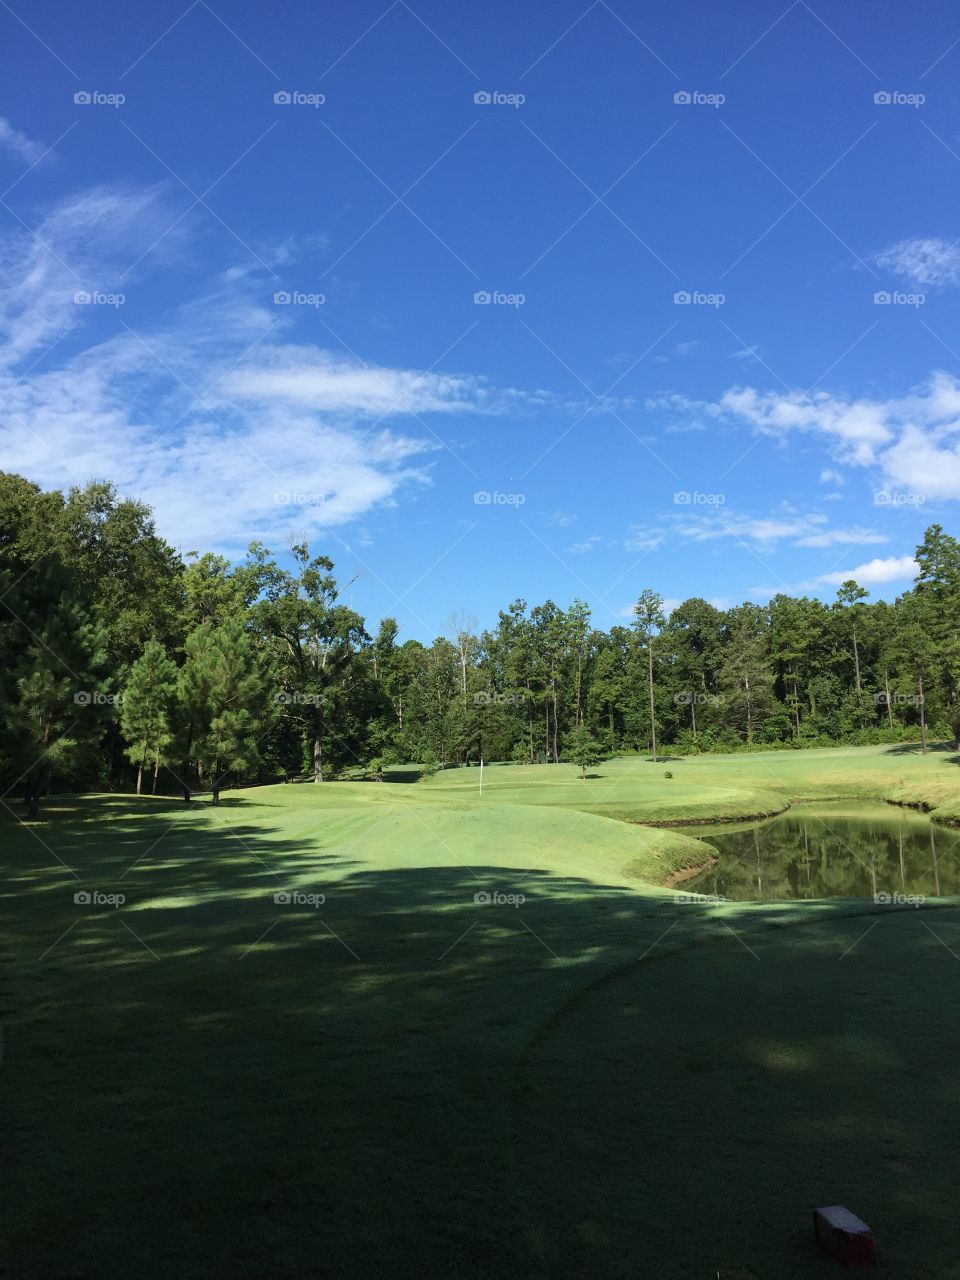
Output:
[{"left": 2, "top": 0, "right": 960, "bottom": 639}]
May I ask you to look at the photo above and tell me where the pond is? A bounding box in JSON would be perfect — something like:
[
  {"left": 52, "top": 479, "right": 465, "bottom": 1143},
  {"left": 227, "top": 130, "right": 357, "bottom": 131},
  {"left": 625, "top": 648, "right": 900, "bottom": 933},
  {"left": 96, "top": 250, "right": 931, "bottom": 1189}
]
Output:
[{"left": 684, "top": 801, "right": 960, "bottom": 902}]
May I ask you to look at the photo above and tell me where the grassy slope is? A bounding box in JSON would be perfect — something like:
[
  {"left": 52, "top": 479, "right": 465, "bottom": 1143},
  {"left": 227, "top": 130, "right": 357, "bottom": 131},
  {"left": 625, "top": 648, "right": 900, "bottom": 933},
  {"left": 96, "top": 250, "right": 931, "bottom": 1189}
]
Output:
[{"left": 2, "top": 744, "right": 960, "bottom": 1278}]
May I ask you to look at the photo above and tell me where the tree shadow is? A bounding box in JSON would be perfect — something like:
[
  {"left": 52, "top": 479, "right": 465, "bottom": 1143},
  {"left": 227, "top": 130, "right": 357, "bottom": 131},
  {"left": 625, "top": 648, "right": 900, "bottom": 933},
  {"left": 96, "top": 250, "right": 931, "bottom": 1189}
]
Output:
[
  {"left": 883, "top": 740, "right": 954, "bottom": 755},
  {"left": 2, "top": 797, "right": 959, "bottom": 1279}
]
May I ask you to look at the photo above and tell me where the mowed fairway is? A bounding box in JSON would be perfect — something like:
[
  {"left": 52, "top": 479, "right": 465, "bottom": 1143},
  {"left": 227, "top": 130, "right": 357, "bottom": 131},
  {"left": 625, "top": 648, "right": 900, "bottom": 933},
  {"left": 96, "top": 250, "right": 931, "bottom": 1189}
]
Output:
[{"left": 3, "top": 745, "right": 960, "bottom": 1278}]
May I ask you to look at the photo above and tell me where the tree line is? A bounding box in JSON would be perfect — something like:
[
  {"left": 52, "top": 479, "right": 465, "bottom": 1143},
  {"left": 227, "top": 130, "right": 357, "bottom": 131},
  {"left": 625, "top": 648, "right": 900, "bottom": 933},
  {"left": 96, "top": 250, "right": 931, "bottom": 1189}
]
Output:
[{"left": 1, "top": 470, "right": 956, "bottom": 817}]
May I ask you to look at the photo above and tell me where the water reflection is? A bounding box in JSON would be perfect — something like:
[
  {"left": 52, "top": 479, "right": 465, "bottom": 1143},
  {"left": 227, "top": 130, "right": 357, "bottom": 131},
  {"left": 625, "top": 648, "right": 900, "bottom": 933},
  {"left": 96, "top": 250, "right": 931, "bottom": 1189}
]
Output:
[{"left": 685, "top": 803, "right": 960, "bottom": 902}]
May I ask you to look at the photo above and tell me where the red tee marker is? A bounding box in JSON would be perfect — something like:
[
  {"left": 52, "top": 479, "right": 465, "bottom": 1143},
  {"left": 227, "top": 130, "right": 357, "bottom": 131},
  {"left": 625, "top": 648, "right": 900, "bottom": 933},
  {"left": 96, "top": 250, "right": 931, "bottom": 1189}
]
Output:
[{"left": 814, "top": 1205, "right": 876, "bottom": 1268}]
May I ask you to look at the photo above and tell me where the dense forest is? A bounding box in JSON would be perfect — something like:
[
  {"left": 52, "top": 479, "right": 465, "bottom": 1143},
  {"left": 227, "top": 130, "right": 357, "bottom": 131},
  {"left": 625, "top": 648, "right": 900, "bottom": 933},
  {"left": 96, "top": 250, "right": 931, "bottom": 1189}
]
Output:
[{"left": 2, "top": 470, "right": 958, "bottom": 817}]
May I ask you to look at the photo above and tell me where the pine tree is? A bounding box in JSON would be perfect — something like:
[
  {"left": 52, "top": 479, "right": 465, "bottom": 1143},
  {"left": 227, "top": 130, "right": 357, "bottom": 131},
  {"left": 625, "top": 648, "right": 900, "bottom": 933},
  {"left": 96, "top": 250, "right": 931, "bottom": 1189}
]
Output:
[
  {"left": 179, "top": 618, "right": 268, "bottom": 803},
  {"left": 632, "top": 589, "right": 665, "bottom": 762},
  {"left": 890, "top": 592, "right": 938, "bottom": 754},
  {"left": 121, "top": 640, "right": 178, "bottom": 794}
]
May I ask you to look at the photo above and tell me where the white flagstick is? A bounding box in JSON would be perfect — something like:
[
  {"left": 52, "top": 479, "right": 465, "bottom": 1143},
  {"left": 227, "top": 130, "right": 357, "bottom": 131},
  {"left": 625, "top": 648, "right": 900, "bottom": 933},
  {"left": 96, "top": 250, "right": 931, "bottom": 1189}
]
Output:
[{"left": 479, "top": 757, "right": 483, "bottom": 795}]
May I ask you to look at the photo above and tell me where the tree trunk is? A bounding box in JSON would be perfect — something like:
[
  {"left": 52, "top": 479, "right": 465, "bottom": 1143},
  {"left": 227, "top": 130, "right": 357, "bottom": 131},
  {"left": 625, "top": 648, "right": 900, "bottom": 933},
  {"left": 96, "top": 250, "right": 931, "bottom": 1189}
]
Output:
[
  {"left": 691, "top": 697, "right": 697, "bottom": 740},
  {"left": 919, "top": 673, "right": 928, "bottom": 754},
  {"left": 24, "top": 777, "right": 40, "bottom": 821},
  {"left": 883, "top": 668, "right": 894, "bottom": 729},
  {"left": 552, "top": 686, "right": 559, "bottom": 763},
  {"left": 152, "top": 749, "right": 160, "bottom": 794},
  {"left": 647, "top": 639, "right": 657, "bottom": 763},
  {"left": 136, "top": 750, "right": 144, "bottom": 796},
  {"left": 313, "top": 734, "right": 324, "bottom": 782},
  {"left": 745, "top": 676, "right": 753, "bottom": 744},
  {"left": 852, "top": 624, "right": 862, "bottom": 705}
]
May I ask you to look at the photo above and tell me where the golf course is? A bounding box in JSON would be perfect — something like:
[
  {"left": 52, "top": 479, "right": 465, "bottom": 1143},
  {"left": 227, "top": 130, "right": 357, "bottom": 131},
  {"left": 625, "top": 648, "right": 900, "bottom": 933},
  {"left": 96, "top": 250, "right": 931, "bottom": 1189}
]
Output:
[{"left": 4, "top": 742, "right": 960, "bottom": 1278}]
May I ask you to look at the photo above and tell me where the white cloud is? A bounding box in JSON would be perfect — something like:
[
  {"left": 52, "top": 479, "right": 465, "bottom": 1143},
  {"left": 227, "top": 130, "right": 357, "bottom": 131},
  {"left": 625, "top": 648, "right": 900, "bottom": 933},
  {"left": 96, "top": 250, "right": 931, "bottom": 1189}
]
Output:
[
  {"left": 817, "top": 555, "right": 918, "bottom": 587},
  {"left": 661, "top": 371, "right": 960, "bottom": 500},
  {"left": 819, "top": 467, "right": 844, "bottom": 485},
  {"left": 568, "top": 535, "right": 603, "bottom": 554},
  {"left": 794, "top": 527, "right": 887, "bottom": 548},
  {"left": 751, "top": 554, "right": 918, "bottom": 599},
  {"left": 222, "top": 349, "right": 487, "bottom": 417},
  {"left": 719, "top": 386, "right": 893, "bottom": 465},
  {"left": 0, "top": 185, "right": 505, "bottom": 553},
  {"left": 630, "top": 509, "right": 888, "bottom": 551},
  {"left": 0, "top": 117, "right": 45, "bottom": 165},
  {"left": 876, "top": 237, "right": 960, "bottom": 287},
  {"left": 880, "top": 425, "right": 960, "bottom": 501},
  {"left": 624, "top": 527, "right": 670, "bottom": 553},
  {"left": 0, "top": 184, "right": 181, "bottom": 369}
]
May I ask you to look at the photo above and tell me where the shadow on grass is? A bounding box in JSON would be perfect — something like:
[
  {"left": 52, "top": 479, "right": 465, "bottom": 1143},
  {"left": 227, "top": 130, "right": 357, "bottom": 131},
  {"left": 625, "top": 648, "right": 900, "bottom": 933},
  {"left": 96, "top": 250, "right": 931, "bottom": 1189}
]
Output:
[
  {"left": 1, "top": 797, "right": 959, "bottom": 1279},
  {"left": 883, "top": 740, "right": 956, "bottom": 756}
]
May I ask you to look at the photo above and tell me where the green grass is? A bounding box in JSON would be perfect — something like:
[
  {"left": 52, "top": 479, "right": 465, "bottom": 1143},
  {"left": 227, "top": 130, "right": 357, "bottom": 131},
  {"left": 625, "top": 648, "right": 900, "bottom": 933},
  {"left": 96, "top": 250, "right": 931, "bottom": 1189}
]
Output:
[
  {"left": 418, "top": 741, "right": 960, "bottom": 824},
  {"left": 3, "top": 743, "right": 960, "bottom": 1277}
]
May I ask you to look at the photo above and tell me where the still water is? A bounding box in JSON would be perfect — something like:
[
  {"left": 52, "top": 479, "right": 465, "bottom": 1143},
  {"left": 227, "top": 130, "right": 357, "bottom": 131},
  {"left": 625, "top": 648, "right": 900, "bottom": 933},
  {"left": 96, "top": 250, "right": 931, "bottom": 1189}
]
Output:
[{"left": 685, "top": 802, "right": 960, "bottom": 902}]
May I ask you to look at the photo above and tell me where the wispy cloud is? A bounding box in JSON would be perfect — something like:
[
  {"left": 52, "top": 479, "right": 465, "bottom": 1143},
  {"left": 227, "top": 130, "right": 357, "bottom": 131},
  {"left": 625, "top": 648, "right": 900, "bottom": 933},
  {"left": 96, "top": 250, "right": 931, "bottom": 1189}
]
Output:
[
  {"left": 627, "top": 509, "right": 888, "bottom": 552},
  {"left": 0, "top": 117, "right": 45, "bottom": 165},
  {"left": 568, "top": 535, "right": 603, "bottom": 554},
  {"left": 222, "top": 349, "right": 491, "bottom": 416},
  {"left": 0, "top": 184, "right": 504, "bottom": 553},
  {"left": 876, "top": 237, "right": 960, "bottom": 287}
]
